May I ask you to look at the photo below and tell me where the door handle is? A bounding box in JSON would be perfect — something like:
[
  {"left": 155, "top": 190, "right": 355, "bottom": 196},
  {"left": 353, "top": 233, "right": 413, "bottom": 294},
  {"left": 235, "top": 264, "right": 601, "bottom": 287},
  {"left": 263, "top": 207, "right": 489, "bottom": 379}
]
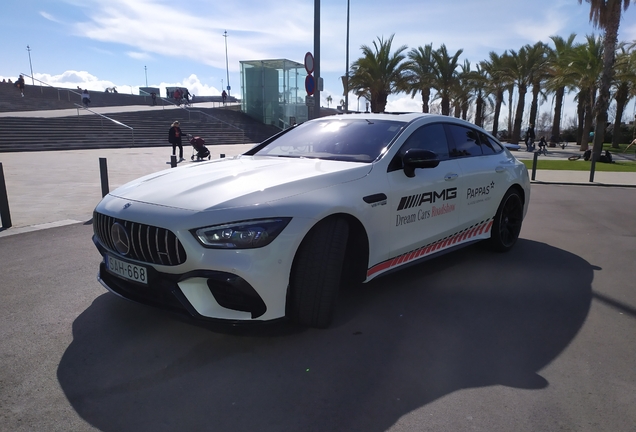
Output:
[
  {"left": 495, "top": 166, "right": 506, "bottom": 173},
  {"left": 444, "top": 173, "right": 459, "bottom": 181}
]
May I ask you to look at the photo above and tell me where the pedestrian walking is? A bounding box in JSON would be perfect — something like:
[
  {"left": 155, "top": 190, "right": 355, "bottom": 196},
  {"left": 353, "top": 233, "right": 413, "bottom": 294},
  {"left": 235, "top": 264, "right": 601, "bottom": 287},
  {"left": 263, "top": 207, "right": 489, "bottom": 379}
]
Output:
[
  {"left": 82, "top": 89, "right": 91, "bottom": 107},
  {"left": 221, "top": 90, "right": 227, "bottom": 105},
  {"left": 16, "top": 75, "right": 25, "bottom": 97},
  {"left": 168, "top": 121, "right": 185, "bottom": 162},
  {"left": 525, "top": 124, "right": 535, "bottom": 151}
]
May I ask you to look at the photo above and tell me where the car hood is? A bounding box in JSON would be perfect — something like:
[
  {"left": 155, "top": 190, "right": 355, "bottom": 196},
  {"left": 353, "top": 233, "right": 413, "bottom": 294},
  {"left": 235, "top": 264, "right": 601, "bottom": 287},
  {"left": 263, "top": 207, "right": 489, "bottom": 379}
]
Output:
[{"left": 108, "top": 155, "right": 372, "bottom": 211}]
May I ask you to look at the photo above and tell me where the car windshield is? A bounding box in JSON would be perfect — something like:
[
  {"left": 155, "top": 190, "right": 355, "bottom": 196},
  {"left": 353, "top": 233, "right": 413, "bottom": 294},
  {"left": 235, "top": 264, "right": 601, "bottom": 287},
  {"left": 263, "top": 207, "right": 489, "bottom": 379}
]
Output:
[{"left": 252, "top": 119, "right": 405, "bottom": 162}]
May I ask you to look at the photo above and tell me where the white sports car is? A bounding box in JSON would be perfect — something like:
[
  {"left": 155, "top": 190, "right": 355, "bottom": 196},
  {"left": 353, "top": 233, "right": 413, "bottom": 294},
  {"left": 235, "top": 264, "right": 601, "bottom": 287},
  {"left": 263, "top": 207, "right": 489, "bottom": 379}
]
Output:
[{"left": 93, "top": 113, "right": 530, "bottom": 328}]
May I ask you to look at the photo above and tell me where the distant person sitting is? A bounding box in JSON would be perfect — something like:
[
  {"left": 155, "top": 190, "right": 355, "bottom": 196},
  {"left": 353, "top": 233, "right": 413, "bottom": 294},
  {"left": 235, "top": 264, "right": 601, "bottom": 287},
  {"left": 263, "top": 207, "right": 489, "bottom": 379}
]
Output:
[{"left": 82, "top": 89, "right": 91, "bottom": 107}]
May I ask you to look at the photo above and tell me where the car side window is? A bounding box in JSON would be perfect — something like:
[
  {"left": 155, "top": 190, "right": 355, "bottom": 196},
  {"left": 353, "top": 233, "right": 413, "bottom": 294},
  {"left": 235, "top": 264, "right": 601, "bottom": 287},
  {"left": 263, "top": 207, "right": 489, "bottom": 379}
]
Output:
[
  {"left": 388, "top": 123, "right": 450, "bottom": 172},
  {"left": 486, "top": 135, "right": 504, "bottom": 153},
  {"left": 478, "top": 131, "right": 498, "bottom": 155},
  {"left": 447, "top": 124, "right": 482, "bottom": 158}
]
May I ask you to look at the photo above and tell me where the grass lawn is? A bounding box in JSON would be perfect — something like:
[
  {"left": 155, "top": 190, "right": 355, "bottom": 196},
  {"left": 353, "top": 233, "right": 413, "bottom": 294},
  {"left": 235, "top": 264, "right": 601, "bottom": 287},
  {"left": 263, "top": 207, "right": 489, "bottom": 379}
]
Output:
[{"left": 521, "top": 159, "right": 636, "bottom": 172}]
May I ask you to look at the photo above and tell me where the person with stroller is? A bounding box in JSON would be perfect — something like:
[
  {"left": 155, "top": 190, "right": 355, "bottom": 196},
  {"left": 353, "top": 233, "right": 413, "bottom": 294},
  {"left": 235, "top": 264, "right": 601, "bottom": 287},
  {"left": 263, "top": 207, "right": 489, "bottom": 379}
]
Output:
[{"left": 168, "top": 120, "right": 185, "bottom": 162}]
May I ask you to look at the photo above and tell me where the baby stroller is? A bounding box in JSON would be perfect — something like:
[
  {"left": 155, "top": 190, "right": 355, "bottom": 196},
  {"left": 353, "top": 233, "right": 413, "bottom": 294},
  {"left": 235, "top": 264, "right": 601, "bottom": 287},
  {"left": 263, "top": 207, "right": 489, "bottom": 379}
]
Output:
[{"left": 188, "top": 134, "right": 211, "bottom": 161}]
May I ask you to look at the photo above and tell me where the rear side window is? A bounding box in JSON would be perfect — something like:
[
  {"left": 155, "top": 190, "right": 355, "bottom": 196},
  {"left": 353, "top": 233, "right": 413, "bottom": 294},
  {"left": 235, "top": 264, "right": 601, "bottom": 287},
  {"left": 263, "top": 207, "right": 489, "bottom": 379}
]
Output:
[
  {"left": 447, "top": 124, "right": 482, "bottom": 157},
  {"left": 478, "top": 131, "right": 498, "bottom": 155},
  {"left": 485, "top": 134, "right": 505, "bottom": 153}
]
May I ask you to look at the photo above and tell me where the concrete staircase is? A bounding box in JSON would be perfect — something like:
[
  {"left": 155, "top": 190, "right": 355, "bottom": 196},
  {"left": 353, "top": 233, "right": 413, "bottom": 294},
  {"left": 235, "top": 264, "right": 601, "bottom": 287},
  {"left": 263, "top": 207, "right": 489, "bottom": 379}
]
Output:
[{"left": 0, "top": 83, "right": 280, "bottom": 152}]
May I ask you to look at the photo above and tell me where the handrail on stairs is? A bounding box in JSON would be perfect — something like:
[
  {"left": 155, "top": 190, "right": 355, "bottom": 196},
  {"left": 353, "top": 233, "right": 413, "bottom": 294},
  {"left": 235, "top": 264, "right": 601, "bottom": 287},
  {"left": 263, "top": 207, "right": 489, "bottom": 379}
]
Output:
[
  {"left": 158, "top": 97, "right": 245, "bottom": 143},
  {"left": 20, "top": 73, "right": 82, "bottom": 102},
  {"left": 74, "top": 103, "right": 135, "bottom": 146}
]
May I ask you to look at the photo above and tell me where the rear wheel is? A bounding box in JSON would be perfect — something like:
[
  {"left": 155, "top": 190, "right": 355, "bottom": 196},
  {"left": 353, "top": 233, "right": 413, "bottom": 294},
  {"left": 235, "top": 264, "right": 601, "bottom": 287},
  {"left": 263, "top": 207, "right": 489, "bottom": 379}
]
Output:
[
  {"left": 288, "top": 218, "right": 349, "bottom": 328},
  {"left": 487, "top": 188, "right": 523, "bottom": 252}
]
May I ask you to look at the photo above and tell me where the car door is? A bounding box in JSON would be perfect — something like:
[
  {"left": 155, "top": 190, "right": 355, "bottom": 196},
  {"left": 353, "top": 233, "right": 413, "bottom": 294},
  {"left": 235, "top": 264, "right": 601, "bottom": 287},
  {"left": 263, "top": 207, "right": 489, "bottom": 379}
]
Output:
[
  {"left": 446, "top": 124, "right": 506, "bottom": 231},
  {"left": 386, "top": 123, "right": 461, "bottom": 260}
]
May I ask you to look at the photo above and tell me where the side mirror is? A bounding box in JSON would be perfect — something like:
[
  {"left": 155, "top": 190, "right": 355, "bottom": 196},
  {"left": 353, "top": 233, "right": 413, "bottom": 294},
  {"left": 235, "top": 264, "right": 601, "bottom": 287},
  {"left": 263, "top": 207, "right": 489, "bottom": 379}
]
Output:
[{"left": 402, "top": 149, "right": 440, "bottom": 177}]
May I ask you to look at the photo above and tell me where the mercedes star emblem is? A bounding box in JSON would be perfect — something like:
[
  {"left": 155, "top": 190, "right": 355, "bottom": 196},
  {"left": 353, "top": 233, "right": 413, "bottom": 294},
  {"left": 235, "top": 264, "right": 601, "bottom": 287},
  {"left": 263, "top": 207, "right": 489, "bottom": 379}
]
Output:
[{"left": 110, "top": 222, "right": 131, "bottom": 256}]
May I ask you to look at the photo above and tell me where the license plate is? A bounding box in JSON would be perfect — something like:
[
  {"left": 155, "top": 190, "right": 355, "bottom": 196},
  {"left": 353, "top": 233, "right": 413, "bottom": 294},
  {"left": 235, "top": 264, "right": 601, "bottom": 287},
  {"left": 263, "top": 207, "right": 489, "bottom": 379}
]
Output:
[{"left": 107, "top": 255, "right": 148, "bottom": 284}]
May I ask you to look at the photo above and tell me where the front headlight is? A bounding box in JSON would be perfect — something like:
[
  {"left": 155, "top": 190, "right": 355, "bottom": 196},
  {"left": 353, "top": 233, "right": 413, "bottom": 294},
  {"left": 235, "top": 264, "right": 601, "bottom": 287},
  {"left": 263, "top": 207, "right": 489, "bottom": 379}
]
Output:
[{"left": 191, "top": 218, "right": 292, "bottom": 249}]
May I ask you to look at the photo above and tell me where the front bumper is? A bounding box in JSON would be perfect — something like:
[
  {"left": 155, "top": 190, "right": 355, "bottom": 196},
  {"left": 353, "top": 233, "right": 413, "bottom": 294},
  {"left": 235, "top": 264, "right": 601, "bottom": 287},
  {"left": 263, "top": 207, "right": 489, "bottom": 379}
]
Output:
[{"left": 94, "top": 237, "right": 270, "bottom": 323}]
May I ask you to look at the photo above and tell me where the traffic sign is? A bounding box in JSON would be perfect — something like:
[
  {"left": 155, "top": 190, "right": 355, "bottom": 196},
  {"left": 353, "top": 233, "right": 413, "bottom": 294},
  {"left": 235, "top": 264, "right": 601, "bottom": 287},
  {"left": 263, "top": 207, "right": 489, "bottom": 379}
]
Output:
[
  {"left": 304, "top": 52, "right": 314, "bottom": 74},
  {"left": 305, "top": 75, "right": 315, "bottom": 96}
]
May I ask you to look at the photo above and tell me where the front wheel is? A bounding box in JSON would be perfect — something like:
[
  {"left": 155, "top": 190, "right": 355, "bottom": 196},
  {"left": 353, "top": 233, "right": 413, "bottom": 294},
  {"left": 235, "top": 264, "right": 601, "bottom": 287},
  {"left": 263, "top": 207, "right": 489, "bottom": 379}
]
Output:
[
  {"left": 288, "top": 218, "right": 349, "bottom": 328},
  {"left": 487, "top": 188, "right": 524, "bottom": 252}
]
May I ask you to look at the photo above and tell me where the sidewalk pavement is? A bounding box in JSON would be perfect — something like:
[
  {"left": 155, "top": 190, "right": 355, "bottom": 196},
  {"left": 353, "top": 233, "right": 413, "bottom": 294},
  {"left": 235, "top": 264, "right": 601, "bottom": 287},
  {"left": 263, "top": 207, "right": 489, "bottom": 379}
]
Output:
[
  {"left": 0, "top": 144, "right": 254, "bottom": 237},
  {"left": 1, "top": 144, "right": 635, "bottom": 237}
]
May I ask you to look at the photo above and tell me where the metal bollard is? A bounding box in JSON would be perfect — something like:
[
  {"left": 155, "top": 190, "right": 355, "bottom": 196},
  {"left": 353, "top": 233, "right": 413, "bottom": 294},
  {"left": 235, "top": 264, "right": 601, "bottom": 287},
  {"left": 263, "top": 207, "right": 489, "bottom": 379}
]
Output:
[
  {"left": 99, "top": 158, "right": 110, "bottom": 197},
  {"left": 0, "top": 163, "right": 12, "bottom": 228},
  {"left": 531, "top": 152, "right": 538, "bottom": 181},
  {"left": 171, "top": 155, "right": 177, "bottom": 168}
]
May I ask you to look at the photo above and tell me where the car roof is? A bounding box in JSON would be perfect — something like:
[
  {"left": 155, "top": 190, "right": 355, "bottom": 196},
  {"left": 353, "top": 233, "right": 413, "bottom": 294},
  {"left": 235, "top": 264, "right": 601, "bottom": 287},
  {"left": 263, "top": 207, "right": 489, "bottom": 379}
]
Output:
[{"left": 315, "top": 112, "right": 481, "bottom": 128}]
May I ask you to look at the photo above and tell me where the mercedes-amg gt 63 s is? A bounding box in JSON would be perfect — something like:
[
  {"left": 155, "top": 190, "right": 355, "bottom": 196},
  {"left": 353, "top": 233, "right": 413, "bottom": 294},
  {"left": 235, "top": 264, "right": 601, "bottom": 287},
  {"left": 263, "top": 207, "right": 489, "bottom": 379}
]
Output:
[{"left": 93, "top": 113, "right": 530, "bottom": 328}]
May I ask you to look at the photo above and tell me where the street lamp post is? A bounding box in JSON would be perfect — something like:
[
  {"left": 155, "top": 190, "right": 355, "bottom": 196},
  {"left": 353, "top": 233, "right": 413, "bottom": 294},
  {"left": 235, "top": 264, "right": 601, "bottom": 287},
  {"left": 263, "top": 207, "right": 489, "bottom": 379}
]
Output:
[
  {"left": 344, "top": 0, "right": 350, "bottom": 113},
  {"left": 144, "top": 65, "right": 148, "bottom": 87},
  {"left": 26, "top": 45, "right": 34, "bottom": 85},
  {"left": 223, "top": 30, "right": 230, "bottom": 97}
]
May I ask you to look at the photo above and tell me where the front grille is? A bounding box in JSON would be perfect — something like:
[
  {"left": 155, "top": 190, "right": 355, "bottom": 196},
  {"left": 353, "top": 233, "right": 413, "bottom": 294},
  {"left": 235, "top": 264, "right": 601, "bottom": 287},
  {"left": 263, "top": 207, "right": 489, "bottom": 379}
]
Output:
[{"left": 93, "top": 211, "right": 187, "bottom": 266}]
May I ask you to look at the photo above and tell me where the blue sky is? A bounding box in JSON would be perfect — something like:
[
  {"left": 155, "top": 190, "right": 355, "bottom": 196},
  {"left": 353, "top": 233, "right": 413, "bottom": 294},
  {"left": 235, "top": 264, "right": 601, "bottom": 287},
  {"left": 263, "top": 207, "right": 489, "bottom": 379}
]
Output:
[{"left": 1, "top": 0, "right": 636, "bottom": 124}]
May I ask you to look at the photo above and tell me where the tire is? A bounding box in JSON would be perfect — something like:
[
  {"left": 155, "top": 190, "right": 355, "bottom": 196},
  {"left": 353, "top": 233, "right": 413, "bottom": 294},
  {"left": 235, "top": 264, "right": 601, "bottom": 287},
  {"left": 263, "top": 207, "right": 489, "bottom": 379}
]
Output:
[
  {"left": 288, "top": 218, "right": 349, "bottom": 328},
  {"left": 487, "top": 188, "right": 524, "bottom": 252}
]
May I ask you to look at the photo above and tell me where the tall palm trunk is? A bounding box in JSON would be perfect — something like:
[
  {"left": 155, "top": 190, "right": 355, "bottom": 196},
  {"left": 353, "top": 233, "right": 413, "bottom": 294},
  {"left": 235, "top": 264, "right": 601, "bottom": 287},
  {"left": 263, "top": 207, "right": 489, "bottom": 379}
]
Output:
[
  {"left": 512, "top": 84, "right": 527, "bottom": 143},
  {"left": 507, "top": 84, "right": 514, "bottom": 136},
  {"left": 581, "top": 87, "right": 597, "bottom": 151},
  {"left": 528, "top": 81, "right": 541, "bottom": 128},
  {"left": 441, "top": 95, "right": 450, "bottom": 116},
  {"left": 421, "top": 87, "right": 431, "bottom": 113},
  {"left": 612, "top": 83, "right": 629, "bottom": 148},
  {"left": 492, "top": 89, "right": 503, "bottom": 137},
  {"left": 576, "top": 91, "right": 586, "bottom": 147},
  {"left": 591, "top": 1, "right": 622, "bottom": 161},
  {"left": 550, "top": 86, "right": 565, "bottom": 142},
  {"left": 475, "top": 90, "right": 484, "bottom": 128}
]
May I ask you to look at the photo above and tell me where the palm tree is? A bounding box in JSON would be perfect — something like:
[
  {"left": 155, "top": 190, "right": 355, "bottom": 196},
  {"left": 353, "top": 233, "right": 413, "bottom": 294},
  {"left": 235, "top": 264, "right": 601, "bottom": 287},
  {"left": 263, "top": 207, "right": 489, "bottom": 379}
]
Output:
[
  {"left": 430, "top": 44, "right": 464, "bottom": 116},
  {"left": 578, "top": 0, "right": 634, "bottom": 162},
  {"left": 349, "top": 34, "right": 411, "bottom": 113},
  {"left": 505, "top": 46, "right": 534, "bottom": 143},
  {"left": 326, "top": 95, "right": 333, "bottom": 108},
  {"left": 526, "top": 42, "right": 551, "bottom": 130},
  {"left": 568, "top": 35, "right": 604, "bottom": 150},
  {"left": 406, "top": 44, "right": 435, "bottom": 113},
  {"left": 471, "top": 63, "right": 492, "bottom": 128},
  {"left": 480, "top": 51, "right": 510, "bottom": 136},
  {"left": 455, "top": 60, "right": 473, "bottom": 120},
  {"left": 610, "top": 43, "right": 636, "bottom": 148},
  {"left": 546, "top": 34, "right": 580, "bottom": 142}
]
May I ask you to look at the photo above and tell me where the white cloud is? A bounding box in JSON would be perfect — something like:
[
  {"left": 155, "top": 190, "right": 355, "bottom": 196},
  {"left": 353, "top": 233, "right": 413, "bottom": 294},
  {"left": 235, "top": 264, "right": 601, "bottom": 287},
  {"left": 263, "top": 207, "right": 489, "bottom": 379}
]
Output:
[
  {"left": 127, "top": 51, "right": 152, "bottom": 60},
  {"left": 26, "top": 70, "right": 221, "bottom": 97},
  {"left": 39, "top": 11, "right": 62, "bottom": 23}
]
